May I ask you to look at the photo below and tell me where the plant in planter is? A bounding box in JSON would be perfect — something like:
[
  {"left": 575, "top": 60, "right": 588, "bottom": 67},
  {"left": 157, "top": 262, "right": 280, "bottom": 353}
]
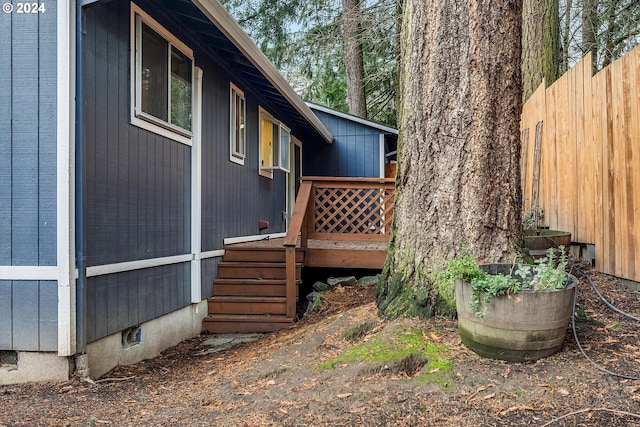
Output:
[
  {"left": 443, "top": 247, "right": 577, "bottom": 362},
  {"left": 522, "top": 206, "right": 572, "bottom": 258}
]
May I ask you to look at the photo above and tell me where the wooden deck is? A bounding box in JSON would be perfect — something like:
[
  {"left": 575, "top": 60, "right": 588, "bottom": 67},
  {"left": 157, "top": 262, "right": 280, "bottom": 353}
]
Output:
[
  {"left": 203, "top": 177, "right": 394, "bottom": 333},
  {"left": 231, "top": 237, "right": 388, "bottom": 269}
]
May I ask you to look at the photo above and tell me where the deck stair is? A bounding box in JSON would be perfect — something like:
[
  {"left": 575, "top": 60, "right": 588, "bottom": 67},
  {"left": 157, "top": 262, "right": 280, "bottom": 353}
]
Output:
[{"left": 202, "top": 245, "right": 304, "bottom": 333}]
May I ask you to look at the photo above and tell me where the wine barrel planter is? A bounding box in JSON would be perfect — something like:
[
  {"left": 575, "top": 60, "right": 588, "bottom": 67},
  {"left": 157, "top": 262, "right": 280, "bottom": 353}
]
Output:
[
  {"left": 454, "top": 264, "right": 577, "bottom": 362},
  {"left": 524, "top": 229, "right": 571, "bottom": 258}
]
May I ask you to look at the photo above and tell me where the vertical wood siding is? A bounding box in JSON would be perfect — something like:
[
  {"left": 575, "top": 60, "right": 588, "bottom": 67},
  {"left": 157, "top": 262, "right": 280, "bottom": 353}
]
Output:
[
  {"left": 198, "top": 59, "right": 288, "bottom": 257},
  {"left": 0, "top": 1, "right": 58, "bottom": 352},
  {"left": 521, "top": 46, "right": 640, "bottom": 282},
  {"left": 82, "top": 2, "right": 192, "bottom": 342},
  {"left": 81, "top": 0, "right": 293, "bottom": 336},
  {"left": 303, "top": 110, "right": 382, "bottom": 177}
]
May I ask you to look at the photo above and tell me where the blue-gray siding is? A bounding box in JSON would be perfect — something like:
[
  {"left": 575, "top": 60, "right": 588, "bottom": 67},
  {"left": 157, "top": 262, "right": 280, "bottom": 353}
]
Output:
[
  {"left": 304, "top": 110, "right": 383, "bottom": 178},
  {"left": 0, "top": 2, "right": 58, "bottom": 351},
  {"left": 81, "top": 0, "right": 293, "bottom": 341},
  {"left": 82, "top": 2, "right": 193, "bottom": 342},
  {"left": 0, "top": 281, "right": 58, "bottom": 351},
  {"left": 200, "top": 61, "right": 289, "bottom": 252},
  {"left": 86, "top": 264, "right": 190, "bottom": 342}
]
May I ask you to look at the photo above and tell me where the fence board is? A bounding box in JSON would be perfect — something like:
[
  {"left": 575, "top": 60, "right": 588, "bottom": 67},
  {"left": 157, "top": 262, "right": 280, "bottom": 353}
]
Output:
[
  {"left": 622, "top": 52, "right": 638, "bottom": 279},
  {"left": 631, "top": 48, "right": 640, "bottom": 279},
  {"left": 521, "top": 44, "right": 640, "bottom": 283},
  {"left": 578, "top": 54, "right": 597, "bottom": 245},
  {"left": 542, "top": 82, "right": 557, "bottom": 227}
]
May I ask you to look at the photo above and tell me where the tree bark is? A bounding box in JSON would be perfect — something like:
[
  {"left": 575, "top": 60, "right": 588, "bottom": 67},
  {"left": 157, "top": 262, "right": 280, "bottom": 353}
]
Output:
[
  {"left": 581, "top": 0, "right": 599, "bottom": 73},
  {"left": 522, "top": 0, "right": 560, "bottom": 101},
  {"left": 377, "top": 0, "right": 524, "bottom": 319},
  {"left": 342, "top": 0, "right": 368, "bottom": 117}
]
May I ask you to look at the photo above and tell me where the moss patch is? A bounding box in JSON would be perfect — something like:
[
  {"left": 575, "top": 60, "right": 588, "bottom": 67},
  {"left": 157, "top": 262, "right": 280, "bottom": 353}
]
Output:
[{"left": 318, "top": 327, "right": 453, "bottom": 388}]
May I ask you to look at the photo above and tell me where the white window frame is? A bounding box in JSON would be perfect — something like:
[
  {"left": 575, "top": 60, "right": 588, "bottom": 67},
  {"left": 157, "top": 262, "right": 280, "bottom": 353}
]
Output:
[
  {"left": 229, "top": 83, "right": 246, "bottom": 165},
  {"left": 259, "top": 107, "right": 290, "bottom": 178},
  {"left": 130, "top": 3, "right": 194, "bottom": 146}
]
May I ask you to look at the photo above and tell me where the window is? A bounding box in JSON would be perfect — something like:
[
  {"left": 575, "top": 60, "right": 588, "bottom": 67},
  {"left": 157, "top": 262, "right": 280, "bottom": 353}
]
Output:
[
  {"left": 259, "top": 108, "right": 290, "bottom": 178},
  {"left": 131, "top": 4, "right": 193, "bottom": 144},
  {"left": 230, "top": 84, "right": 246, "bottom": 164}
]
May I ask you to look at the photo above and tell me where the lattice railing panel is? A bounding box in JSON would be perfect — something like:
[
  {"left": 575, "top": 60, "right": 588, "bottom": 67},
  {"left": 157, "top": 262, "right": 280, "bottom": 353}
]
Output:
[{"left": 313, "top": 187, "right": 394, "bottom": 235}]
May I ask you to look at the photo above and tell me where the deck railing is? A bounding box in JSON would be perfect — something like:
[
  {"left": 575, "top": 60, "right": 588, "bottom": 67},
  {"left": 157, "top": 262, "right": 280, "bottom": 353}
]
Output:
[{"left": 283, "top": 177, "right": 395, "bottom": 317}]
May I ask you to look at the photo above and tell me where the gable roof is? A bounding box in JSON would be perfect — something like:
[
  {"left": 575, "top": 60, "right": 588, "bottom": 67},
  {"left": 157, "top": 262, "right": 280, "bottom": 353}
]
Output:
[
  {"left": 143, "top": 0, "right": 334, "bottom": 144},
  {"left": 305, "top": 102, "right": 398, "bottom": 135}
]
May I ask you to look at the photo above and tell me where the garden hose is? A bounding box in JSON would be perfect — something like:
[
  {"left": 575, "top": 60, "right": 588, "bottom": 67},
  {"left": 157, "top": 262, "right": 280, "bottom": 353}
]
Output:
[{"left": 571, "top": 267, "right": 640, "bottom": 380}]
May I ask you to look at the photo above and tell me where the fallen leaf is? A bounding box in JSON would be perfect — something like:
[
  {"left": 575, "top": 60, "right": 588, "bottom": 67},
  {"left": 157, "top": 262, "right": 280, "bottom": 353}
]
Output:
[
  {"left": 428, "top": 368, "right": 440, "bottom": 374},
  {"left": 558, "top": 388, "right": 570, "bottom": 396},
  {"left": 278, "top": 408, "right": 288, "bottom": 414},
  {"left": 266, "top": 380, "right": 276, "bottom": 386},
  {"left": 337, "top": 393, "right": 353, "bottom": 399},
  {"left": 429, "top": 332, "right": 441, "bottom": 343},
  {"left": 481, "top": 393, "right": 496, "bottom": 400},
  {"left": 348, "top": 407, "right": 366, "bottom": 414}
]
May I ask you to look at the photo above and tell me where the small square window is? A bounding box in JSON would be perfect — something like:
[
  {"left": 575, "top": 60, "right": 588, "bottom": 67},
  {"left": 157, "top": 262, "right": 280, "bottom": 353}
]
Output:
[{"left": 230, "top": 84, "right": 246, "bottom": 164}]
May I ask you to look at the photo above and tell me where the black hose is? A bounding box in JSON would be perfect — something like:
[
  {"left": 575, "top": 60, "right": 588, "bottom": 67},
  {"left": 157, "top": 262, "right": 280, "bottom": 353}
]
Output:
[{"left": 571, "top": 267, "right": 640, "bottom": 380}]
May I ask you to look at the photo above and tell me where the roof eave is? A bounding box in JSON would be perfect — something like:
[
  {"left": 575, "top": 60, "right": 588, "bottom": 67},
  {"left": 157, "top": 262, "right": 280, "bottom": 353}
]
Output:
[
  {"left": 193, "top": 0, "right": 334, "bottom": 144},
  {"left": 305, "top": 102, "right": 398, "bottom": 135}
]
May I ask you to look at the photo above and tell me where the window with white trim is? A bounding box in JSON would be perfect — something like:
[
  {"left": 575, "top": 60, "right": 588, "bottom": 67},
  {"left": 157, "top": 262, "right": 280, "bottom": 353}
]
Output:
[
  {"left": 230, "top": 84, "right": 246, "bottom": 164},
  {"left": 259, "top": 108, "right": 290, "bottom": 178},
  {"left": 131, "top": 4, "right": 193, "bottom": 143}
]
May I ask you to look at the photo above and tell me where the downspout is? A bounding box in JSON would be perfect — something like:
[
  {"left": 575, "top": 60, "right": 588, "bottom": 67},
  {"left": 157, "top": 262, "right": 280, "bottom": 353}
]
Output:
[{"left": 74, "top": 1, "right": 89, "bottom": 380}]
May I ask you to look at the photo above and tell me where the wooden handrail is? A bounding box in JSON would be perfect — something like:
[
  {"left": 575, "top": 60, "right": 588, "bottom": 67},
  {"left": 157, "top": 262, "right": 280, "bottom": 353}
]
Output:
[
  {"left": 284, "top": 180, "right": 313, "bottom": 247},
  {"left": 284, "top": 177, "right": 395, "bottom": 318},
  {"left": 284, "top": 180, "right": 313, "bottom": 319}
]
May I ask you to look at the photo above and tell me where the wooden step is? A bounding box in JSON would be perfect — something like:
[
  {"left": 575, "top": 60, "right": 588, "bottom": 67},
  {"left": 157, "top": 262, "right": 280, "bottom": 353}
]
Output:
[
  {"left": 208, "top": 296, "right": 287, "bottom": 316},
  {"left": 217, "top": 262, "right": 301, "bottom": 280},
  {"left": 202, "top": 314, "right": 294, "bottom": 333},
  {"left": 223, "top": 247, "right": 305, "bottom": 263},
  {"left": 213, "top": 279, "right": 300, "bottom": 297}
]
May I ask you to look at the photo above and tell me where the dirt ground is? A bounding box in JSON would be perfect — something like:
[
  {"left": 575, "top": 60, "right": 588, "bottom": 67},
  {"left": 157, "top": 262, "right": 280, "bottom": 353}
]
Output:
[{"left": 1, "top": 264, "right": 639, "bottom": 427}]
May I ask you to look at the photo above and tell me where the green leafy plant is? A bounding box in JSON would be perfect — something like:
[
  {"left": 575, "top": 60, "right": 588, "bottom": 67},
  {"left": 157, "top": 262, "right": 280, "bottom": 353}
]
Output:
[
  {"left": 442, "top": 246, "right": 570, "bottom": 317},
  {"left": 468, "top": 272, "right": 522, "bottom": 317},
  {"left": 435, "top": 251, "right": 486, "bottom": 313}
]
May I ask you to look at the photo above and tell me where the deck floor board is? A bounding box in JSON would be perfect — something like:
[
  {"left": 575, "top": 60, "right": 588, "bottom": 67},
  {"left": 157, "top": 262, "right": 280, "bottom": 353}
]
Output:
[{"left": 227, "top": 238, "right": 388, "bottom": 269}]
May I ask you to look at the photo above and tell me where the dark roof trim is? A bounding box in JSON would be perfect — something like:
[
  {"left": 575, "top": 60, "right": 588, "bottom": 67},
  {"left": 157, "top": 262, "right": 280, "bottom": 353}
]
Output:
[
  {"left": 193, "top": 0, "right": 334, "bottom": 144},
  {"left": 306, "top": 102, "right": 398, "bottom": 135}
]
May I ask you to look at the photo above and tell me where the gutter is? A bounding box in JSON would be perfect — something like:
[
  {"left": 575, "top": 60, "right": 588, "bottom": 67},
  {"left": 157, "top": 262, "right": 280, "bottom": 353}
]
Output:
[{"left": 75, "top": 1, "right": 89, "bottom": 373}]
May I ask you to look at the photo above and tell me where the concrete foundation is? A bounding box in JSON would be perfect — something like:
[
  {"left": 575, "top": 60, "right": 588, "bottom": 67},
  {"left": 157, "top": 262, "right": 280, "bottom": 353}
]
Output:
[
  {"left": 87, "top": 301, "right": 207, "bottom": 380},
  {"left": 0, "top": 301, "right": 208, "bottom": 384},
  {"left": 0, "top": 352, "right": 73, "bottom": 385}
]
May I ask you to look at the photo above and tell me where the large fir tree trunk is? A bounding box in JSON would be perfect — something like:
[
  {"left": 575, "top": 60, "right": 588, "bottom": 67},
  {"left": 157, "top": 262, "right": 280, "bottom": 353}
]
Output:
[
  {"left": 377, "top": 0, "right": 524, "bottom": 319},
  {"left": 522, "top": 0, "right": 561, "bottom": 101},
  {"left": 342, "top": 0, "right": 368, "bottom": 117}
]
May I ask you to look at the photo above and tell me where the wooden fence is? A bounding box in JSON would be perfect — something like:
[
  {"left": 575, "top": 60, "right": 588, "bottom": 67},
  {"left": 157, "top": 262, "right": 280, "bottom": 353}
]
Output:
[{"left": 520, "top": 45, "right": 640, "bottom": 282}]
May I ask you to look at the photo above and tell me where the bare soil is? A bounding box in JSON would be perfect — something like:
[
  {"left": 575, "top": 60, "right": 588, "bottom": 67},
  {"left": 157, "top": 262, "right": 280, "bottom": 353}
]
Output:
[{"left": 1, "top": 265, "right": 639, "bottom": 427}]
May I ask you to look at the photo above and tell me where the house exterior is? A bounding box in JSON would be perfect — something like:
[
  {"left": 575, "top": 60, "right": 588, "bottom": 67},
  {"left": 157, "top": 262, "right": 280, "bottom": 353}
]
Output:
[
  {"left": 1, "top": 0, "right": 342, "bottom": 384},
  {"left": 304, "top": 102, "right": 398, "bottom": 178}
]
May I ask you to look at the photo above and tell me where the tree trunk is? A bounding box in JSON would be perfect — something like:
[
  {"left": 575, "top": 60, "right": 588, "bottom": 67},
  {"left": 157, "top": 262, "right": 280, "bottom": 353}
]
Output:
[
  {"left": 342, "top": 0, "right": 368, "bottom": 117},
  {"left": 377, "top": 0, "right": 524, "bottom": 319},
  {"left": 522, "top": 0, "right": 560, "bottom": 101},
  {"left": 561, "top": 0, "right": 573, "bottom": 72},
  {"left": 581, "top": 0, "right": 599, "bottom": 73}
]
